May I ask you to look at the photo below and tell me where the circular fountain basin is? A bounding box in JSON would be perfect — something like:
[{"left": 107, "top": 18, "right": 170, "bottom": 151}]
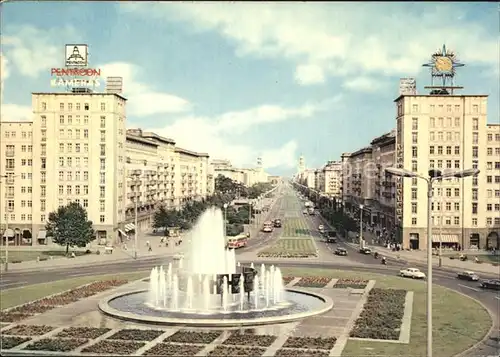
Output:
[{"left": 99, "top": 288, "right": 333, "bottom": 327}]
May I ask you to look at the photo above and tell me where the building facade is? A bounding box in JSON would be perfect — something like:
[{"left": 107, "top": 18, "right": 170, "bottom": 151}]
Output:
[
  {"left": 395, "top": 94, "right": 496, "bottom": 250},
  {"left": 1, "top": 92, "right": 211, "bottom": 246}
]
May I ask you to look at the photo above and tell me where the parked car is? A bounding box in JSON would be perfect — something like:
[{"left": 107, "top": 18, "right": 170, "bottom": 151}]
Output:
[
  {"left": 302, "top": 209, "right": 308, "bottom": 215},
  {"left": 399, "top": 268, "right": 426, "bottom": 279},
  {"left": 359, "top": 247, "right": 371, "bottom": 254},
  {"left": 273, "top": 219, "right": 282, "bottom": 228},
  {"left": 457, "top": 271, "right": 479, "bottom": 281},
  {"left": 480, "top": 279, "right": 500, "bottom": 290},
  {"left": 318, "top": 225, "right": 325, "bottom": 233},
  {"left": 335, "top": 248, "right": 348, "bottom": 256}
]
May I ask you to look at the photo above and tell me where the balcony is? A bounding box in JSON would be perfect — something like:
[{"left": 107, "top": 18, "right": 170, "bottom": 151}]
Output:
[
  {"left": 5, "top": 192, "right": 14, "bottom": 198},
  {"left": 127, "top": 192, "right": 142, "bottom": 198},
  {"left": 6, "top": 151, "right": 15, "bottom": 157},
  {"left": 5, "top": 166, "right": 15, "bottom": 171}
]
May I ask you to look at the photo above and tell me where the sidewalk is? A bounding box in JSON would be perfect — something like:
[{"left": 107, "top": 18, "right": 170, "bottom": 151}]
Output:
[
  {"left": 317, "top": 212, "right": 500, "bottom": 275},
  {"left": 0, "top": 235, "right": 183, "bottom": 273}
]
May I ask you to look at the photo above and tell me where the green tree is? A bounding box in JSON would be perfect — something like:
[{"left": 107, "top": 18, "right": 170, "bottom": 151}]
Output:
[
  {"left": 153, "top": 205, "right": 182, "bottom": 234},
  {"left": 46, "top": 202, "right": 95, "bottom": 254}
]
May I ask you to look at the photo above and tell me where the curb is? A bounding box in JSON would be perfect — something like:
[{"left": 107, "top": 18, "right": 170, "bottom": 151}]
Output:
[{"left": 0, "top": 255, "right": 166, "bottom": 274}]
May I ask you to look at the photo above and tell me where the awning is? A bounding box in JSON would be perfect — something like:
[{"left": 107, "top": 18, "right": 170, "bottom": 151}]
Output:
[
  {"left": 118, "top": 229, "right": 128, "bottom": 237},
  {"left": 124, "top": 224, "right": 135, "bottom": 232},
  {"left": 432, "top": 234, "right": 459, "bottom": 243},
  {"left": 2, "top": 229, "right": 14, "bottom": 238},
  {"left": 37, "top": 230, "right": 47, "bottom": 239}
]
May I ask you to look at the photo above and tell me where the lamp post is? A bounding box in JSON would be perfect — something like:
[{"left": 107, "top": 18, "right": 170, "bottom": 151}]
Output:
[
  {"left": 385, "top": 167, "right": 479, "bottom": 357},
  {"left": 359, "top": 204, "right": 364, "bottom": 250},
  {"left": 223, "top": 203, "right": 228, "bottom": 237},
  {"left": 438, "top": 179, "right": 444, "bottom": 267}
]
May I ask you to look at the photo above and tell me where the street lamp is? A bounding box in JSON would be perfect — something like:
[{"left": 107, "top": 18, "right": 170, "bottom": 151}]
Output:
[
  {"left": 385, "top": 167, "right": 479, "bottom": 357},
  {"left": 359, "top": 204, "right": 364, "bottom": 250},
  {"left": 223, "top": 203, "right": 228, "bottom": 237}
]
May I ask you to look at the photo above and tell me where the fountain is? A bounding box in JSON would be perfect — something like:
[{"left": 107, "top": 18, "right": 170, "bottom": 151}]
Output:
[{"left": 99, "top": 207, "right": 333, "bottom": 327}]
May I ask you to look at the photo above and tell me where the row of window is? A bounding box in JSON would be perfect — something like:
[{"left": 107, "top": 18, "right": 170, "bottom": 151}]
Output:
[
  {"left": 410, "top": 216, "right": 500, "bottom": 227},
  {"left": 3, "top": 131, "right": 32, "bottom": 139},
  {"left": 408, "top": 103, "right": 479, "bottom": 115},
  {"left": 429, "top": 145, "right": 460, "bottom": 155},
  {"left": 59, "top": 115, "right": 106, "bottom": 127},
  {"left": 3, "top": 212, "right": 106, "bottom": 224}
]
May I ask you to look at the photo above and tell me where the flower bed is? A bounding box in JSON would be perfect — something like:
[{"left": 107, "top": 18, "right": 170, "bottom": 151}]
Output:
[
  {"left": 56, "top": 327, "right": 111, "bottom": 339},
  {"left": 164, "top": 330, "right": 221, "bottom": 344},
  {"left": 282, "top": 276, "right": 295, "bottom": 285},
  {"left": 294, "top": 277, "right": 331, "bottom": 288},
  {"left": 144, "top": 343, "right": 205, "bottom": 356},
  {"left": 275, "top": 348, "right": 330, "bottom": 356},
  {"left": 208, "top": 345, "right": 266, "bottom": 356},
  {"left": 0, "top": 312, "right": 34, "bottom": 323},
  {"left": 23, "top": 338, "right": 89, "bottom": 352},
  {"left": 333, "top": 278, "right": 369, "bottom": 289},
  {"left": 35, "top": 295, "right": 80, "bottom": 306},
  {"left": 3, "top": 324, "right": 55, "bottom": 336},
  {"left": 257, "top": 239, "right": 318, "bottom": 258},
  {"left": 81, "top": 340, "right": 145, "bottom": 355},
  {"left": 0, "top": 279, "right": 128, "bottom": 323},
  {"left": 350, "top": 288, "right": 407, "bottom": 340},
  {"left": 1, "top": 336, "right": 31, "bottom": 349},
  {"left": 282, "top": 337, "right": 336, "bottom": 350},
  {"left": 108, "top": 328, "right": 163, "bottom": 341},
  {"left": 10, "top": 304, "right": 55, "bottom": 315},
  {"left": 223, "top": 333, "right": 277, "bottom": 347}
]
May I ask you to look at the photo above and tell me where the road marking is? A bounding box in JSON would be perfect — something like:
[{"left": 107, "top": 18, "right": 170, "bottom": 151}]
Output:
[
  {"left": 68, "top": 273, "right": 92, "bottom": 277},
  {"left": 458, "top": 284, "right": 480, "bottom": 292}
]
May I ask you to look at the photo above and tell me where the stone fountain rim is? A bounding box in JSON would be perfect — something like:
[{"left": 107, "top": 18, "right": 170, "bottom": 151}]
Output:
[{"left": 98, "top": 288, "right": 334, "bottom": 327}]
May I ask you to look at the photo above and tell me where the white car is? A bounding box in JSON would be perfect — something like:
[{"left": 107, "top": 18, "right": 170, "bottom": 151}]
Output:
[
  {"left": 318, "top": 225, "right": 325, "bottom": 232},
  {"left": 399, "top": 268, "right": 426, "bottom": 279}
]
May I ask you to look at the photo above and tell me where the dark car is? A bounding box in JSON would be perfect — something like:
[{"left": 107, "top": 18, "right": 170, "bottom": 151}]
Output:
[
  {"left": 359, "top": 247, "right": 372, "bottom": 254},
  {"left": 335, "top": 248, "right": 348, "bottom": 256},
  {"left": 273, "top": 219, "right": 282, "bottom": 228},
  {"left": 457, "top": 271, "right": 479, "bottom": 281},
  {"left": 323, "top": 230, "right": 337, "bottom": 243},
  {"left": 480, "top": 279, "right": 500, "bottom": 290}
]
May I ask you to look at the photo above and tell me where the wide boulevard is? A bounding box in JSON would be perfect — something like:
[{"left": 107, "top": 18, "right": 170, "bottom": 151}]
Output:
[{"left": 1, "top": 184, "right": 499, "bottom": 356}]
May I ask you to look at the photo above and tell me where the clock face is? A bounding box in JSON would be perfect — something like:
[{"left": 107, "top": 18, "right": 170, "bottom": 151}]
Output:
[{"left": 434, "top": 56, "right": 453, "bottom": 72}]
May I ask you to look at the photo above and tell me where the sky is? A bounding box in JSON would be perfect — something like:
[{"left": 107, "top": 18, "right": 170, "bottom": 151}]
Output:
[{"left": 1, "top": 2, "right": 499, "bottom": 177}]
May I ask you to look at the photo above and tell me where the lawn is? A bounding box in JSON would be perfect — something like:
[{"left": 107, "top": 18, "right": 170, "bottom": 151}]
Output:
[
  {"left": 0, "top": 271, "right": 148, "bottom": 310},
  {"left": 0, "top": 248, "right": 88, "bottom": 263},
  {"left": 283, "top": 218, "right": 312, "bottom": 237},
  {"left": 257, "top": 238, "right": 317, "bottom": 257},
  {"left": 279, "top": 267, "right": 491, "bottom": 357}
]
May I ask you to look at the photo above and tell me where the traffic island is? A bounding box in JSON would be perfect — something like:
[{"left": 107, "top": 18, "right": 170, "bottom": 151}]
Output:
[
  {"left": 257, "top": 238, "right": 318, "bottom": 258},
  {"left": 0, "top": 268, "right": 491, "bottom": 357}
]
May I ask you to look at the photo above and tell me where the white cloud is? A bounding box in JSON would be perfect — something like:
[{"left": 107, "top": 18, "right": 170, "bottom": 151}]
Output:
[
  {"left": 1, "top": 53, "right": 10, "bottom": 103},
  {"left": 342, "top": 76, "right": 386, "bottom": 93},
  {"left": 1, "top": 104, "right": 32, "bottom": 122},
  {"left": 98, "top": 62, "right": 191, "bottom": 117},
  {"left": 146, "top": 96, "right": 341, "bottom": 169},
  {"left": 295, "top": 64, "right": 325, "bottom": 85},
  {"left": 123, "top": 3, "right": 499, "bottom": 85},
  {"left": 2, "top": 25, "right": 80, "bottom": 78}
]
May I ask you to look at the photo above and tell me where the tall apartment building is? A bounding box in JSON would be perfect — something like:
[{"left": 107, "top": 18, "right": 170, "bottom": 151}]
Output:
[
  {"left": 341, "top": 131, "right": 396, "bottom": 229},
  {"left": 313, "top": 161, "right": 342, "bottom": 197},
  {"left": 209, "top": 158, "right": 269, "bottom": 187},
  {"left": 0, "top": 92, "right": 211, "bottom": 246},
  {"left": 484, "top": 124, "right": 500, "bottom": 242},
  {"left": 395, "top": 94, "right": 497, "bottom": 250}
]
